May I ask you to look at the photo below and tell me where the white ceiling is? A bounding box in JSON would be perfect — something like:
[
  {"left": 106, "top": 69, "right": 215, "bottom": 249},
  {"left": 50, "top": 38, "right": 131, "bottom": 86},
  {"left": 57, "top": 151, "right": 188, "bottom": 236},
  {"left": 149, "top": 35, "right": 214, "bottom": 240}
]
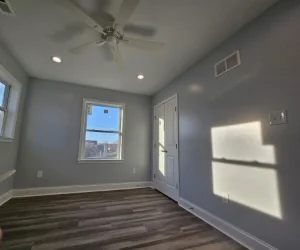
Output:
[{"left": 0, "top": 0, "right": 276, "bottom": 95}]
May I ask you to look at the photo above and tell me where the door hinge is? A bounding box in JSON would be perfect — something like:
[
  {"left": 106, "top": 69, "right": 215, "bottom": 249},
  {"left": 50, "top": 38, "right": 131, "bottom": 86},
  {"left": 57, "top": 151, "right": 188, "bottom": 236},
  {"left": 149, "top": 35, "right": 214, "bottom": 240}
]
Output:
[
  {"left": 176, "top": 183, "right": 178, "bottom": 189},
  {"left": 154, "top": 173, "right": 156, "bottom": 179},
  {"left": 175, "top": 106, "right": 177, "bottom": 111},
  {"left": 176, "top": 144, "right": 178, "bottom": 149}
]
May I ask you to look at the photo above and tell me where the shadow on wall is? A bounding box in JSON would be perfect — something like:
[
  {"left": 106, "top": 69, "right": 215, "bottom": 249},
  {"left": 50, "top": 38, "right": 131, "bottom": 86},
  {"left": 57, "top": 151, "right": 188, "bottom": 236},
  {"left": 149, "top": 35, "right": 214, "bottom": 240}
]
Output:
[{"left": 211, "top": 121, "right": 281, "bottom": 219}]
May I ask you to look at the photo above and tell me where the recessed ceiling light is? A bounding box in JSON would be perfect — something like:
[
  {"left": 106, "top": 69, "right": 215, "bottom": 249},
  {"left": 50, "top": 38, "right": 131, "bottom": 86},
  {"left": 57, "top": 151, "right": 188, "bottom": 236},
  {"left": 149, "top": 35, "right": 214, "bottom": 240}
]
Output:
[
  {"left": 51, "top": 56, "right": 62, "bottom": 63},
  {"left": 137, "top": 74, "right": 144, "bottom": 80}
]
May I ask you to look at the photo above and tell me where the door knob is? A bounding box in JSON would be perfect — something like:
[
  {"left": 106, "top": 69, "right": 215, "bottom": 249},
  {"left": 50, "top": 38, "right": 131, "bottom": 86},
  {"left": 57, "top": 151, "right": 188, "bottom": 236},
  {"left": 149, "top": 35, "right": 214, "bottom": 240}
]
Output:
[{"left": 161, "top": 150, "right": 168, "bottom": 153}]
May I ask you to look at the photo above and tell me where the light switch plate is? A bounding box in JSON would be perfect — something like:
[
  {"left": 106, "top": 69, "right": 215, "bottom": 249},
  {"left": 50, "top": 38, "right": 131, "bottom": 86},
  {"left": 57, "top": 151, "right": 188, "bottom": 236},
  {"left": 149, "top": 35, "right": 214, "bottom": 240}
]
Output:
[
  {"left": 37, "top": 171, "right": 43, "bottom": 178},
  {"left": 269, "top": 110, "right": 287, "bottom": 125}
]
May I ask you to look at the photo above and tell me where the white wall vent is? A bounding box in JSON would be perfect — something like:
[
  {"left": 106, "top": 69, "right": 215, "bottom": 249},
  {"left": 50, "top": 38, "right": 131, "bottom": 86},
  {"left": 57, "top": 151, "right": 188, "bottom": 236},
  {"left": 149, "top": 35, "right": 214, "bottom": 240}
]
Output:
[
  {"left": 0, "top": 0, "right": 15, "bottom": 16},
  {"left": 214, "top": 51, "right": 241, "bottom": 77}
]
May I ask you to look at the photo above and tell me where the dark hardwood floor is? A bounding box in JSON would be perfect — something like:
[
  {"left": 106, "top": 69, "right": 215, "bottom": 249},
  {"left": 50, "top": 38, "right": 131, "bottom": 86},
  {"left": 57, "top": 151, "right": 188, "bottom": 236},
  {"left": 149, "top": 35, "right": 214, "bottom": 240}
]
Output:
[{"left": 0, "top": 188, "right": 247, "bottom": 250}]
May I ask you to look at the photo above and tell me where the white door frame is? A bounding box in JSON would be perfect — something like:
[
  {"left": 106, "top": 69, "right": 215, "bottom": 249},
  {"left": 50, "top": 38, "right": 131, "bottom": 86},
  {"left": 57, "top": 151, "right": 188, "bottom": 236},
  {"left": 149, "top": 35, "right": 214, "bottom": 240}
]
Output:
[{"left": 152, "top": 94, "right": 179, "bottom": 195}]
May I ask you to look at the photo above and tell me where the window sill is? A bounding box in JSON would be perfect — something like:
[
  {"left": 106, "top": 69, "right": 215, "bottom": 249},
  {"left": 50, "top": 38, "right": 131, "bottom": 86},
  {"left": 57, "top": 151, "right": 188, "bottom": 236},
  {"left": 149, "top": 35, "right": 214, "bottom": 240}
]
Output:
[
  {"left": 78, "top": 159, "right": 124, "bottom": 164},
  {"left": 0, "top": 137, "right": 13, "bottom": 143}
]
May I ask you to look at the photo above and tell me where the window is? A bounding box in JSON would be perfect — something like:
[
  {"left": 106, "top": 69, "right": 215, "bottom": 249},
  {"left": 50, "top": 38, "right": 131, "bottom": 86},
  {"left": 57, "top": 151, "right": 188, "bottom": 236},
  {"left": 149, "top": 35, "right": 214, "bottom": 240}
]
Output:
[
  {"left": 78, "top": 99, "right": 124, "bottom": 162},
  {"left": 0, "top": 81, "right": 10, "bottom": 136},
  {"left": 0, "top": 64, "right": 22, "bottom": 142}
]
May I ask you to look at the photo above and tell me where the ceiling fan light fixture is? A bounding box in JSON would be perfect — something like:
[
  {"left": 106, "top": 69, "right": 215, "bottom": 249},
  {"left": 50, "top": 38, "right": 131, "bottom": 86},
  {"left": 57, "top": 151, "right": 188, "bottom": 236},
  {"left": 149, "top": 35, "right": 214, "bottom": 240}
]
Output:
[
  {"left": 137, "top": 74, "right": 144, "bottom": 80},
  {"left": 59, "top": 0, "right": 165, "bottom": 67},
  {"left": 51, "top": 56, "right": 62, "bottom": 63}
]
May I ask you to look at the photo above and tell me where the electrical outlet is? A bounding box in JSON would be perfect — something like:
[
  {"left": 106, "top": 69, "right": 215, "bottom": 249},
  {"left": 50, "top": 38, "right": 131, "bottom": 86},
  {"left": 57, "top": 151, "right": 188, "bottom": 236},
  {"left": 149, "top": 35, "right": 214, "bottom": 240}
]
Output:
[
  {"left": 132, "top": 168, "right": 136, "bottom": 174},
  {"left": 37, "top": 171, "right": 43, "bottom": 178},
  {"left": 269, "top": 110, "right": 287, "bottom": 125}
]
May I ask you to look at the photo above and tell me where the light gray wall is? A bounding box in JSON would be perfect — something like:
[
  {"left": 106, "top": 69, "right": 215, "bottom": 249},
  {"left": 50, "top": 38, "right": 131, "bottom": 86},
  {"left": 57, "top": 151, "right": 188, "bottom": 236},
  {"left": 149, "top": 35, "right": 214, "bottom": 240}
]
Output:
[
  {"left": 0, "top": 41, "right": 28, "bottom": 196},
  {"left": 15, "top": 78, "right": 152, "bottom": 188},
  {"left": 153, "top": 1, "right": 300, "bottom": 249}
]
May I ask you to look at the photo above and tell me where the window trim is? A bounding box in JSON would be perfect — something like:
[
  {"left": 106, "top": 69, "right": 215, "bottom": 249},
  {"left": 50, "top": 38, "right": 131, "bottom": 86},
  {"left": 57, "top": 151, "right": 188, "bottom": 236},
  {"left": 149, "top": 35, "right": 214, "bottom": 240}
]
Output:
[
  {"left": 0, "top": 63, "right": 22, "bottom": 143},
  {"left": 78, "top": 98, "right": 125, "bottom": 163},
  {"left": 0, "top": 81, "right": 10, "bottom": 136}
]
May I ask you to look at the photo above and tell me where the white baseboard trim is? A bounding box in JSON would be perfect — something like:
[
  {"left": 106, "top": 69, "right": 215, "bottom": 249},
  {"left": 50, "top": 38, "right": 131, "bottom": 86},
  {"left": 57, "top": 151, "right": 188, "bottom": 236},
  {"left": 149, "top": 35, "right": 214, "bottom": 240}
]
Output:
[
  {"left": 0, "top": 190, "right": 12, "bottom": 206},
  {"left": 12, "top": 181, "right": 152, "bottom": 198},
  {"left": 179, "top": 197, "right": 278, "bottom": 250}
]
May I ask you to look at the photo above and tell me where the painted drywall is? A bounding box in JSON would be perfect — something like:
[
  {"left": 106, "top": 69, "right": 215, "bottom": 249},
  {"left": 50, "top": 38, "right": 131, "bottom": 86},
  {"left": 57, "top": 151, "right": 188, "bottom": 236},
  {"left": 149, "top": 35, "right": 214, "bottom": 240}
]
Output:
[
  {"left": 0, "top": 41, "right": 28, "bottom": 196},
  {"left": 153, "top": 1, "right": 300, "bottom": 249},
  {"left": 15, "top": 78, "right": 152, "bottom": 188}
]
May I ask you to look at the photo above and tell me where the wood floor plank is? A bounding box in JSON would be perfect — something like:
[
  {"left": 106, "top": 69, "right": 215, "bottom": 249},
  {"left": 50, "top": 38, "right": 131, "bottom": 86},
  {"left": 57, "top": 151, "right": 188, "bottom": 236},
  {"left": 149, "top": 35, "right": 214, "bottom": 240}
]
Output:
[
  {"left": 0, "top": 188, "right": 248, "bottom": 250},
  {"left": 32, "top": 226, "right": 148, "bottom": 250}
]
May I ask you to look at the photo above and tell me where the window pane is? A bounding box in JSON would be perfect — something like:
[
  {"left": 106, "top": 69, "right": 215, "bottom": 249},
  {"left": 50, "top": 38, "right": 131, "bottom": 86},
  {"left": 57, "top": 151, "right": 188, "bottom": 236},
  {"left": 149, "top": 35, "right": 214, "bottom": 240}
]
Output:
[
  {"left": 84, "top": 131, "right": 120, "bottom": 159},
  {"left": 0, "top": 110, "right": 4, "bottom": 135},
  {"left": 0, "top": 82, "right": 5, "bottom": 107},
  {"left": 86, "top": 105, "right": 120, "bottom": 131}
]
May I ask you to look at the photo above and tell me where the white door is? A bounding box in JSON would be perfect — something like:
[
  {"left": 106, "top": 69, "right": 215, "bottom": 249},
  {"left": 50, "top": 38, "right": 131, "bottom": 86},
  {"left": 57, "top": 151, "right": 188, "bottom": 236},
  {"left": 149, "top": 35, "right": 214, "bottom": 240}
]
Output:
[{"left": 153, "top": 96, "right": 179, "bottom": 201}]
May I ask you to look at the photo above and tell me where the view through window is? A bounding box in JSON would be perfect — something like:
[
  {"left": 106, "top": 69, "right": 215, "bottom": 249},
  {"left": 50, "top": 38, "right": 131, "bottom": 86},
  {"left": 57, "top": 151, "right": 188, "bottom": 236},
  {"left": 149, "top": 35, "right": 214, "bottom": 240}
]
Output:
[
  {"left": 0, "top": 81, "right": 10, "bottom": 136},
  {"left": 79, "top": 100, "right": 124, "bottom": 161}
]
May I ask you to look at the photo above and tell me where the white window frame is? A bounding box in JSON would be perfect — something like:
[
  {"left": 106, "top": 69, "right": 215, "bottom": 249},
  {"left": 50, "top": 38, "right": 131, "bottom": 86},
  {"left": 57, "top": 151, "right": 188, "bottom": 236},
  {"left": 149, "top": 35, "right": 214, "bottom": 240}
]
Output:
[
  {"left": 0, "top": 64, "right": 22, "bottom": 143},
  {"left": 78, "top": 98, "right": 125, "bottom": 163},
  {"left": 0, "top": 81, "right": 10, "bottom": 136}
]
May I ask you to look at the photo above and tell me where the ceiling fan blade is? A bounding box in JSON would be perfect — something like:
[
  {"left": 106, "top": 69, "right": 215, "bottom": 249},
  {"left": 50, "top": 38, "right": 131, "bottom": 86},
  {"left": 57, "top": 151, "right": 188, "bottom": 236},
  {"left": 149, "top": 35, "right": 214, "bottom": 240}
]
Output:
[
  {"left": 114, "top": 0, "right": 140, "bottom": 28},
  {"left": 99, "top": 43, "right": 114, "bottom": 61},
  {"left": 97, "top": 40, "right": 107, "bottom": 47},
  {"left": 124, "top": 24, "right": 156, "bottom": 37},
  {"left": 69, "top": 40, "right": 103, "bottom": 55},
  {"left": 50, "top": 23, "right": 87, "bottom": 43},
  {"left": 111, "top": 44, "right": 123, "bottom": 68},
  {"left": 122, "top": 37, "right": 165, "bottom": 51},
  {"left": 55, "top": 0, "right": 104, "bottom": 34}
]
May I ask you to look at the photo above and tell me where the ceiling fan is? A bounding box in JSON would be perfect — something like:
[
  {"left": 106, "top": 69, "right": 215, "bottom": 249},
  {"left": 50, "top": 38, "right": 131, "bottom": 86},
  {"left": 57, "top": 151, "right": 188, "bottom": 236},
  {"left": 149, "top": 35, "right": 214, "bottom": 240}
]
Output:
[{"left": 56, "top": 0, "right": 165, "bottom": 65}]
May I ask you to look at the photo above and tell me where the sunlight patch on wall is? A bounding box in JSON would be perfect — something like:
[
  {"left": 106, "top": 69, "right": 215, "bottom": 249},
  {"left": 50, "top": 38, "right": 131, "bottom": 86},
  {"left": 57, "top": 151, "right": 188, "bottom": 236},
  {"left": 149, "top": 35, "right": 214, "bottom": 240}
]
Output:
[
  {"left": 212, "top": 162, "right": 281, "bottom": 218},
  {"left": 159, "top": 118, "right": 165, "bottom": 176},
  {"left": 211, "top": 121, "right": 281, "bottom": 218},
  {"left": 211, "top": 121, "right": 276, "bottom": 164}
]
